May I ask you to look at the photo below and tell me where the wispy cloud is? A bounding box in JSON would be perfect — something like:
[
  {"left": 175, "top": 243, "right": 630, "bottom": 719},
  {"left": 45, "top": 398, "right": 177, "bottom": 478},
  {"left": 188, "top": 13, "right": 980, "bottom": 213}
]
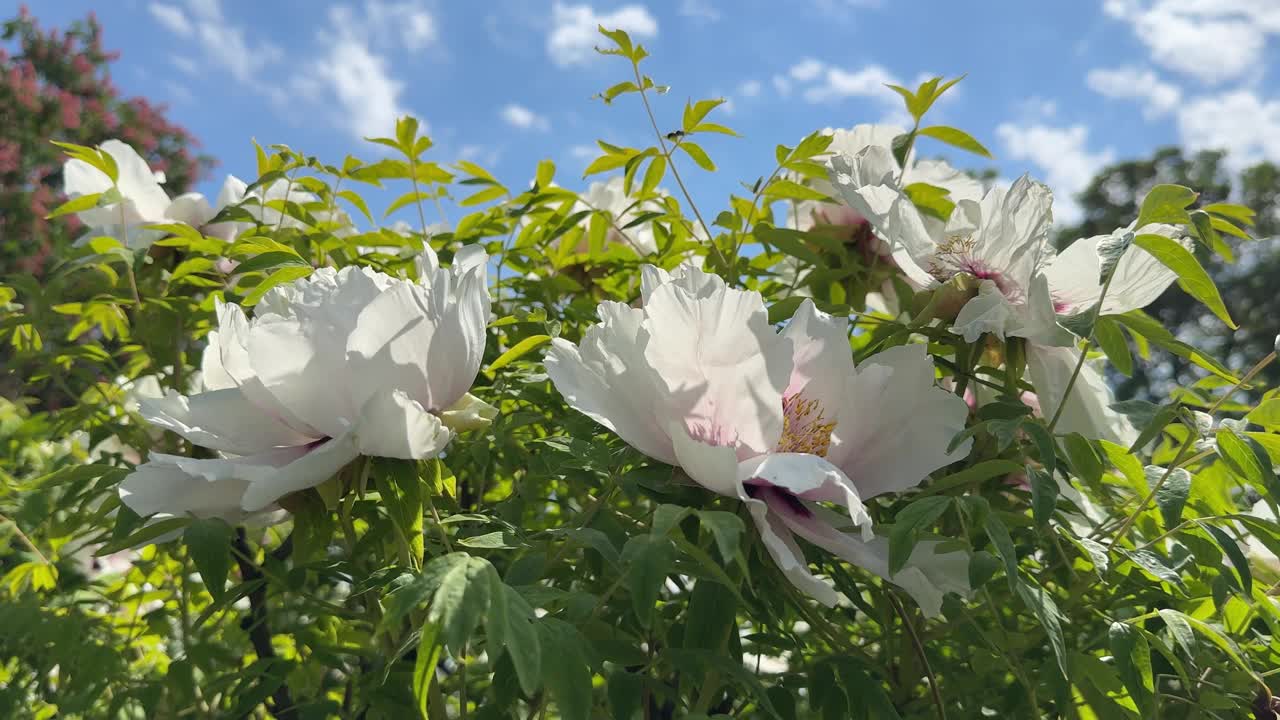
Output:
[
  {"left": 1085, "top": 66, "right": 1181, "bottom": 119},
  {"left": 547, "top": 2, "right": 658, "bottom": 67},
  {"left": 501, "top": 103, "right": 551, "bottom": 132},
  {"left": 996, "top": 123, "right": 1115, "bottom": 223}
]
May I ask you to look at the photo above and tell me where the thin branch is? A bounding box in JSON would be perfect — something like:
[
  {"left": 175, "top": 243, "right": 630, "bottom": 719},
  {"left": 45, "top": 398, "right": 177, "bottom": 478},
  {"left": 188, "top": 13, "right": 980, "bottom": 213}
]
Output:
[{"left": 232, "top": 529, "right": 299, "bottom": 720}]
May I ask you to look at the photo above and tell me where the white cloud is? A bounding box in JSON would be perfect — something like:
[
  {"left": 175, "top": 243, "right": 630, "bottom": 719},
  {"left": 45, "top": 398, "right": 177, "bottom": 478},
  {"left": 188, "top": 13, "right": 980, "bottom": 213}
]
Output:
[
  {"left": 175, "top": 0, "right": 283, "bottom": 84},
  {"left": 738, "top": 79, "right": 762, "bottom": 98},
  {"left": 772, "top": 74, "right": 792, "bottom": 97},
  {"left": 171, "top": 55, "right": 199, "bottom": 76},
  {"left": 313, "top": 37, "right": 407, "bottom": 140},
  {"left": 1017, "top": 96, "right": 1058, "bottom": 119},
  {"left": 548, "top": 2, "right": 658, "bottom": 67},
  {"left": 569, "top": 145, "right": 597, "bottom": 159},
  {"left": 801, "top": 64, "right": 901, "bottom": 106},
  {"left": 148, "top": 3, "right": 192, "bottom": 36},
  {"left": 996, "top": 123, "right": 1116, "bottom": 224},
  {"left": 1102, "top": 0, "right": 1280, "bottom": 84},
  {"left": 789, "top": 58, "right": 825, "bottom": 82},
  {"left": 678, "top": 0, "right": 720, "bottom": 22},
  {"left": 501, "top": 103, "right": 551, "bottom": 131},
  {"left": 460, "top": 144, "right": 502, "bottom": 167},
  {"left": 326, "top": 1, "right": 438, "bottom": 53},
  {"left": 1177, "top": 90, "right": 1280, "bottom": 170},
  {"left": 1085, "top": 66, "right": 1182, "bottom": 118}
]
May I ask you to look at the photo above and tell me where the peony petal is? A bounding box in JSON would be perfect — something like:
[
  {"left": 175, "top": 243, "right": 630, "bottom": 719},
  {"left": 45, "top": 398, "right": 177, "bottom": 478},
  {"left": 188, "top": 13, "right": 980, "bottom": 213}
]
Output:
[
  {"left": 737, "top": 452, "right": 872, "bottom": 538},
  {"left": 669, "top": 421, "right": 744, "bottom": 498},
  {"left": 240, "top": 432, "right": 361, "bottom": 512},
  {"left": 743, "top": 497, "right": 840, "bottom": 606},
  {"left": 826, "top": 344, "right": 971, "bottom": 498},
  {"left": 545, "top": 302, "right": 677, "bottom": 465},
  {"left": 951, "top": 279, "right": 1017, "bottom": 342},
  {"left": 641, "top": 274, "right": 792, "bottom": 457},
  {"left": 101, "top": 139, "right": 173, "bottom": 222},
  {"left": 139, "top": 388, "right": 316, "bottom": 455},
  {"left": 353, "top": 389, "right": 452, "bottom": 460},
  {"left": 165, "top": 192, "right": 214, "bottom": 227},
  {"left": 1045, "top": 224, "right": 1184, "bottom": 317},
  {"left": 967, "top": 175, "right": 1055, "bottom": 293},
  {"left": 777, "top": 503, "right": 971, "bottom": 618},
  {"left": 640, "top": 261, "right": 726, "bottom": 305},
  {"left": 247, "top": 317, "right": 356, "bottom": 438},
  {"left": 1026, "top": 344, "right": 1137, "bottom": 446},
  {"left": 780, "top": 299, "right": 852, "bottom": 401}
]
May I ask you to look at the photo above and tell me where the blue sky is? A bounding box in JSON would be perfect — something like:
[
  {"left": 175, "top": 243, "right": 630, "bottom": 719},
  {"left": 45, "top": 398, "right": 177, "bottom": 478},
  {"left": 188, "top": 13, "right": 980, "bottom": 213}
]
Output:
[{"left": 34, "top": 0, "right": 1280, "bottom": 225}]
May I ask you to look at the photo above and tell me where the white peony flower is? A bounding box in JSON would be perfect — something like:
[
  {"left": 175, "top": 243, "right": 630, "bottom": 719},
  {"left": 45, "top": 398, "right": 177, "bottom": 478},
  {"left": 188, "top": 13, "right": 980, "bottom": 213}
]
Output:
[
  {"left": 574, "top": 176, "right": 665, "bottom": 255},
  {"left": 62, "top": 139, "right": 185, "bottom": 250},
  {"left": 546, "top": 262, "right": 973, "bottom": 616},
  {"left": 119, "top": 250, "right": 492, "bottom": 520}
]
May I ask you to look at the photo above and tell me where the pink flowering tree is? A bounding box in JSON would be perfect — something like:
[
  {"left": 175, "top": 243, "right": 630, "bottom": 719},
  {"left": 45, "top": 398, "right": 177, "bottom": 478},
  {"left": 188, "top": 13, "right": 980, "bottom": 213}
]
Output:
[{"left": 0, "top": 6, "right": 212, "bottom": 275}]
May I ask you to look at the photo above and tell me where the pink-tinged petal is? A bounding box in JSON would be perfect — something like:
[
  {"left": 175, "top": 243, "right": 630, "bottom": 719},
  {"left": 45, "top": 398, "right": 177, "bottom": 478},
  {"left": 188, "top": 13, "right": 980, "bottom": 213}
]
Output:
[
  {"left": 354, "top": 389, "right": 452, "bottom": 459},
  {"left": 736, "top": 452, "right": 871, "bottom": 538},
  {"left": 139, "top": 388, "right": 316, "bottom": 455},
  {"left": 669, "top": 421, "right": 742, "bottom": 498},
  {"left": 1026, "top": 344, "right": 1137, "bottom": 446},
  {"left": 826, "top": 344, "right": 971, "bottom": 499},
  {"left": 1045, "top": 224, "right": 1184, "bottom": 317},
  {"left": 641, "top": 275, "right": 792, "bottom": 457},
  {"left": 780, "top": 299, "right": 852, "bottom": 400},
  {"left": 775, "top": 504, "right": 971, "bottom": 618},
  {"left": 240, "top": 432, "right": 361, "bottom": 512},
  {"left": 546, "top": 303, "right": 677, "bottom": 465},
  {"left": 967, "top": 175, "right": 1055, "bottom": 293}
]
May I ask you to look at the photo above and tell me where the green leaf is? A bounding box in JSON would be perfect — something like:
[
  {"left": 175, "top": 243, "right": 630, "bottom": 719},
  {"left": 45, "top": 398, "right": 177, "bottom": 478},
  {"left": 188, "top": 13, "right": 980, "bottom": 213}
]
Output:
[
  {"left": 1217, "top": 426, "right": 1269, "bottom": 488},
  {"left": 682, "top": 98, "right": 726, "bottom": 131},
  {"left": 640, "top": 155, "right": 666, "bottom": 196},
  {"left": 755, "top": 225, "right": 823, "bottom": 267},
  {"left": 677, "top": 141, "right": 715, "bottom": 171},
  {"left": 1136, "top": 184, "right": 1197, "bottom": 227},
  {"left": 46, "top": 192, "right": 103, "bottom": 219},
  {"left": 983, "top": 510, "right": 1018, "bottom": 591},
  {"left": 922, "top": 459, "right": 1023, "bottom": 495},
  {"left": 1016, "top": 581, "right": 1069, "bottom": 677},
  {"left": 538, "top": 619, "right": 593, "bottom": 720},
  {"left": 373, "top": 458, "right": 425, "bottom": 565},
  {"left": 184, "top": 519, "right": 234, "bottom": 602},
  {"left": 488, "top": 334, "right": 552, "bottom": 373},
  {"left": 763, "top": 179, "right": 828, "bottom": 202},
  {"left": 1156, "top": 608, "right": 1196, "bottom": 658},
  {"left": 460, "top": 185, "right": 506, "bottom": 207},
  {"left": 1093, "top": 317, "right": 1133, "bottom": 376},
  {"left": 1108, "top": 622, "right": 1153, "bottom": 714},
  {"left": 535, "top": 159, "right": 556, "bottom": 189},
  {"left": 622, "top": 535, "right": 674, "bottom": 626},
  {"left": 903, "top": 182, "right": 956, "bottom": 222},
  {"left": 1132, "top": 232, "right": 1235, "bottom": 328},
  {"left": 428, "top": 553, "right": 494, "bottom": 653},
  {"left": 232, "top": 251, "right": 310, "bottom": 276},
  {"left": 1203, "top": 523, "right": 1252, "bottom": 595},
  {"left": 242, "top": 266, "right": 312, "bottom": 306},
  {"left": 413, "top": 621, "right": 444, "bottom": 718},
  {"left": 916, "top": 125, "right": 993, "bottom": 158},
  {"left": 1246, "top": 398, "right": 1280, "bottom": 429},
  {"left": 487, "top": 580, "right": 542, "bottom": 695},
  {"left": 98, "top": 517, "right": 191, "bottom": 554},
  {"left": 1063, "top": 433, "right": 1103, "bottom": 484},
  {"left": 1147, "top": 465, "right": 1190, "bottom": 530},
  {"left": 888, "top": 496, "right": 951, "bottom": 574},
  {"left": 1027, "top": 466, "right": 1058, "bottom": 526},
  {"left": 696, "top": 510, "right": 744, "bottom": 563}
]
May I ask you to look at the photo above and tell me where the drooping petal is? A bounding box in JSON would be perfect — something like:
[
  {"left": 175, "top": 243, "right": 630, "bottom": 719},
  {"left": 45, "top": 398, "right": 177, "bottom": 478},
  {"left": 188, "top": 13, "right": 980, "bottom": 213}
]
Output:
[
  {"left": 641, "top": 274, "right": 793, "bottom": 457},
  {"left": 546, "top": 302, "right": 677, "bottom": 464},
  {"left": 826, "top": 344, "right": 972, "bottom": 499},
  {"left": 744, "top": 497, "right": 840, "bottom": 606},
  {"left": 1045, "top": 224, "right": 1184, "bottom": 316},
  {"left": 669, "top": 421, "right": 743, "bottom": 498},
  {"left": 776, "top": 503, "right": 971, "bottom": 617},
  {"left": 737, "top": 452, "right": 872, "bottom": 538},
  {"left": 118, "top": 444, "right": 315, "bottom": 521},
  {"left": 1026, "top": 344, "right": 1138, "bottom": 446},
  {"left": 239, "top": 432, "right": 361, "bottom": 511},
  {"left": 951, "top": 279, "right": 1017, "bottom": 343},
  {"left": 139, "top": 388, "right": 316, "bottom": 455},
  {"left": 353, "top": 389, "right": 452, "bottom": 460}
]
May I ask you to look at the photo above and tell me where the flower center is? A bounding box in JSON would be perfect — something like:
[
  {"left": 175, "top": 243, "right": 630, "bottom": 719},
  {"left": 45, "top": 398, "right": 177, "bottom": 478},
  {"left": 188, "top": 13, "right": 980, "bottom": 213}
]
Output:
[
  {"left": 744, "top": 483, "right": 813, "bottom": 518},
  {"left": 928, "top": 234, "right": 1022, "bottom": 300},
  {"left": 776, "top": 394, "right": 836, "bottom": 457}
]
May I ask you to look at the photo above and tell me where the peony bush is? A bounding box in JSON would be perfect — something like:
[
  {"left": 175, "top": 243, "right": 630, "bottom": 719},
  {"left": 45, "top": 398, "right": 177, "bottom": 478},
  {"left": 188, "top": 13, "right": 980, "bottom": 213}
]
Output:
[{"left": 3, "top": 26, "right": 1280, "bottom": 719}]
